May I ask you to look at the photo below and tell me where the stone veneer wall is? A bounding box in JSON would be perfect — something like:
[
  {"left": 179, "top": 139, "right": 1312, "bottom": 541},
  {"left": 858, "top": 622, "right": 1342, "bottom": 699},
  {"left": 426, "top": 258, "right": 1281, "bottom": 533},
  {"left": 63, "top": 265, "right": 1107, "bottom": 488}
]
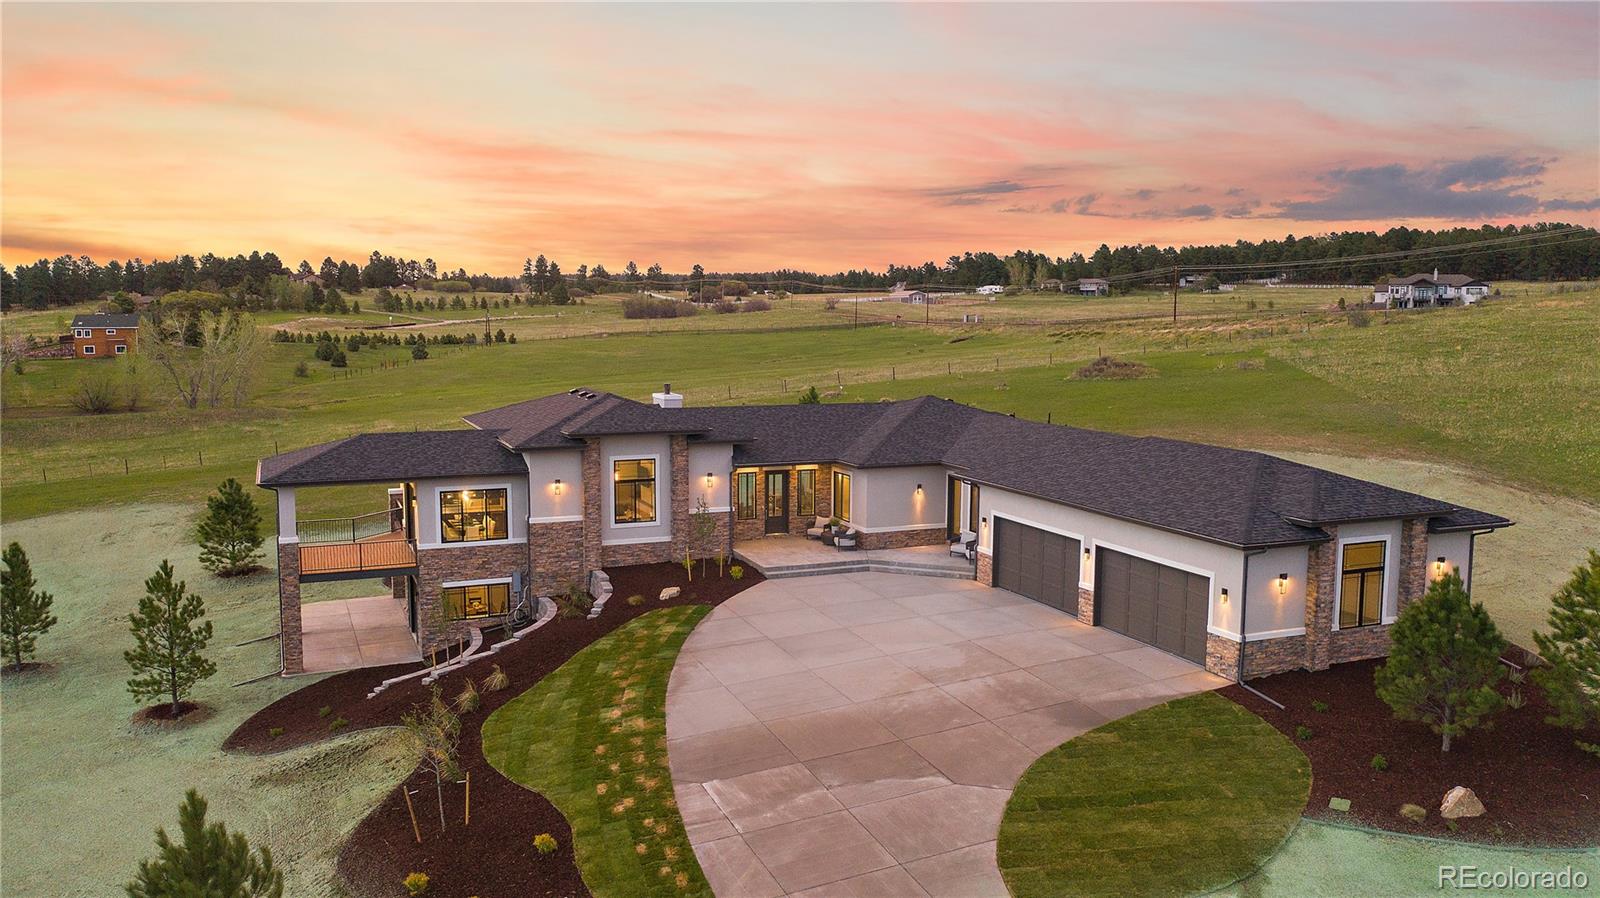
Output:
[
  {"left": 414, "top": 542, "right": 529, "bottom": 649},
  {"left": 277, "top": 543, "right": 303, "bottom": 674},
  {"left": 1076, "top": 586, "right": 1094, "bottom": 626},
  {"left": 528, "top": 520, "right": 585, "bottom": 595},
  {"left": 731, "top": 464, "right": 834, "bottom": 543},
  {"left": 1204, "top": 633, "right": 1310, "bottom": 680},
  {"left": 976, "top": 551, "right": 994, "bottom": 586},
  {"left": 857, "top": 527, "right": 948, "bottom": 550}
]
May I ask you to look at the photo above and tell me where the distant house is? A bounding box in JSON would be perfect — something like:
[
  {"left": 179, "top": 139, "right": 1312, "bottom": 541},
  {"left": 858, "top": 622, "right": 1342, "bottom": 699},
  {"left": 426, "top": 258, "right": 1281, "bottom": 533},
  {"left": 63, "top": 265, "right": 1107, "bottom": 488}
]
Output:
[
  {"left": 1038, "top": 279, "right": 1064, "bottom": 291},
  {"left": 1376, "top": 269, "right": 1490, "bottom": 308},
  {"left": 289, "top": 272, "right": 325, "bottom": 288},
  {"left": 70, "top": 313, "right": 139, "bottom": 358},
  {"left": 975, "top": 285, "right": 1005, "bottom": 295},
  {"left": 1178, "top": 274, "right": 1211, "bottom": 288},
  {"left": 1072, "top": 278, "right": 1110, "bottom": 296},
  {"left": 882, "top": 282, "right": 933, "bottom": 304}
]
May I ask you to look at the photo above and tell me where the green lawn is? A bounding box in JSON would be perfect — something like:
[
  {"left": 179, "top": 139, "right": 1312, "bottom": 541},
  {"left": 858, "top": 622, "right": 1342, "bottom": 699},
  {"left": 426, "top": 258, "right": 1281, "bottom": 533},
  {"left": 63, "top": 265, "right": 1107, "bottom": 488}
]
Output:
[
  {"left": 481, "top": 606, "right": 712, "bottom": 898},
  {"left": 997, "top": 691, "right": 1311, "bottom": 898}
]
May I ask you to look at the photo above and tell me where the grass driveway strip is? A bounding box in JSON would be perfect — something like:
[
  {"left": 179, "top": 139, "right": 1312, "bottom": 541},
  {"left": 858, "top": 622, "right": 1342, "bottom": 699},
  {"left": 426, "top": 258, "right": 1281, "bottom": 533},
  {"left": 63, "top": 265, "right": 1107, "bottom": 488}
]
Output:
[
  {"left": 482, "top": 604, "right": 713, "bottom": 898},
  {"left": 998, "top": 691, "right": 1310, "bottom": 898}
]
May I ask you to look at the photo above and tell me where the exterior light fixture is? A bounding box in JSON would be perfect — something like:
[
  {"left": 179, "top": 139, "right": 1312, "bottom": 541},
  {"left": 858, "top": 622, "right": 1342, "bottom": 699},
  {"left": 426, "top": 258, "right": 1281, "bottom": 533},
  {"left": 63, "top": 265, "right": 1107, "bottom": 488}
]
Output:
[
  {"left": 915, "top": 483, "right": 923, "bottom": 494},
  {"left": 1434, "top": 556, "right": 1448, "bottom": 577},
  {"left": 553, "top": 479, "right": 563, "bottom": 495},
  {"left": 1277, "top": 573, "right": 1289, "bottom": 596},
  {"left": 705, "top": 472, "right": 715, "bottom": 488},
  {"left": 1220, "top": 588, "right": 1229, "bottom": 603}
]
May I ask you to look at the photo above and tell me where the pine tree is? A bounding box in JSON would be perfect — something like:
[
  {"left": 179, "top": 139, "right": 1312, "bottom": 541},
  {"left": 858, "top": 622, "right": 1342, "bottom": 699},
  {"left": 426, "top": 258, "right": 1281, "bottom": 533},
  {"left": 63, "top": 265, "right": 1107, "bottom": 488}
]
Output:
[
  {"left": 1375, "top": 571, "right": 1507, "bottom": 751},
  {"left": 127, "top": 790, "right": 283, "bottom": 898},
  {"left": 1532, "top": 550, "right": 1600, "bottom": 756},
  {"left": 197, "top": 478, "right": 265, "bottom": 576},
  {"left": 126, "top": 560, "right": 217, "bottom": 717},
  {"left": 798, "top": 385, "right": 821, "bottom": 404},
  {"left": 1, "top": 542, "right": 57, "bottom": 671}
]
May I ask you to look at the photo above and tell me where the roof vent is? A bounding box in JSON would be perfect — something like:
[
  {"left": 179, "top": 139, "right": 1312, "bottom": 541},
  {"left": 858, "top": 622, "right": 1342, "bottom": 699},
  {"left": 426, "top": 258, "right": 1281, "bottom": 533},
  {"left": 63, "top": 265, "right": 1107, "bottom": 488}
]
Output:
[{"left": 652, "top": 383, "right": 684, "bottom": 409}]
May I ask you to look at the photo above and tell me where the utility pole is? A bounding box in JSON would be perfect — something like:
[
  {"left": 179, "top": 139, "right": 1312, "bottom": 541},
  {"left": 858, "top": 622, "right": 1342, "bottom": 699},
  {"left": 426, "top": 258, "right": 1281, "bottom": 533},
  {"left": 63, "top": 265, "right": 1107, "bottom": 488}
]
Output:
[{"left": 1171, "top": 267, "right": 1179, "bottom": 325}]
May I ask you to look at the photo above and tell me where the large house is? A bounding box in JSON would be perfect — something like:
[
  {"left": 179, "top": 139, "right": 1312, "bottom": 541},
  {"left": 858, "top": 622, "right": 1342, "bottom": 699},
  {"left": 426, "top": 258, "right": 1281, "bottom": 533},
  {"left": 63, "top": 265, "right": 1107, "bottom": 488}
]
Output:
[
  {"left": 1070, "top": 278, "right": 1110, "bottom": 296},
  {"left": 1375, "top": 270, "right": 1491, "bottom": 308},
  {"left": 258, "top": 387, "right": 1509, "bottom": 680},
  {"left": 70, "top": 313, "right": 140, "bottom": 358}
]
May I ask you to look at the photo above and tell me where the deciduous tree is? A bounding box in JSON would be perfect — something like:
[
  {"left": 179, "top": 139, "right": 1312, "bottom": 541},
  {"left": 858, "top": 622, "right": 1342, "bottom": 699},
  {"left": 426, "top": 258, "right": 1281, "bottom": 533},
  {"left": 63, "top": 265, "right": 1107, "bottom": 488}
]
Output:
[{"left": 402, "top": 685, "right": 462, "bottom": 829}]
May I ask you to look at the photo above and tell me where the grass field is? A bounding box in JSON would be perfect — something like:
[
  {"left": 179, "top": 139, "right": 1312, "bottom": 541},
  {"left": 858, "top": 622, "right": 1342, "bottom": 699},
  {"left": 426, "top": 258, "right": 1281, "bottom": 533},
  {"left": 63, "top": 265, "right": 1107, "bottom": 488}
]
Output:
[
  {"left": 0, "top": 504, "right": 413, "bottom": 897},
  {"left": 481, "top": 606, "right": 712, "bottom": 898},
  {"left": 998, "top": 691, "right": 1310, "bottom": 898}
]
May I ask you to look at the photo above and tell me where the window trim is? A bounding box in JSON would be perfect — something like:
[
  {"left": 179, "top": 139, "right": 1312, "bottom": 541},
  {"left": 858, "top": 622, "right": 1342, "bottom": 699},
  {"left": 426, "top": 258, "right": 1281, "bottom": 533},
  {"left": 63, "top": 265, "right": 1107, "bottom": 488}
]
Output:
[
  {"left": 735, "top": 471, "right": 758, "bottom": 520},
  {"left": 82, "top": 345, "right": 95, "bottom": 355},
  {"left": 114, "top": 344, "right": 128, "bottom": 354},
  {"left": 832, "top": 470, "right": 852, "bottom": 523},
  {"left": 967, "top": 483, "right": 981, "bottom": 534},
  {"left": 105, "top": 328, "right": 117, "bottom": 335},
  {"left": 440, "top": 578, "right": 512, "bottom": 620},
  {"left": 796, "top": 468, "right": 817, "bottom": 517},
  {"left": 1334, "top": 537, "right": 1389, "bottom": 631},
  {"left": 608, "top": 454, "right": 660, "bottom": 527},
  {"left": 436, "top": 484, "right": 513, "bottom": 545}
]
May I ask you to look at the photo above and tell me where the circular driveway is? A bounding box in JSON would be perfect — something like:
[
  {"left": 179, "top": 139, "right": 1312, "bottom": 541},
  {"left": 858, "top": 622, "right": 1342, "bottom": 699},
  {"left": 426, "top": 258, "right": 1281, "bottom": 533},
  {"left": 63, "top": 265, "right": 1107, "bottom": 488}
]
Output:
[{"left": 666, "top": 572, "right": 1227, "bottom": 897}]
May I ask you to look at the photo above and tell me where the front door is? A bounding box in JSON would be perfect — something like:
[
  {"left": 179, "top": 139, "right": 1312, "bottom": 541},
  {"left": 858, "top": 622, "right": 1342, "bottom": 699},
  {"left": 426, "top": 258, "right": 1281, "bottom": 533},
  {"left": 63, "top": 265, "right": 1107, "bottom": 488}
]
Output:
[{"left": 764, "top": 471, "right": 789, "bottom": 534}]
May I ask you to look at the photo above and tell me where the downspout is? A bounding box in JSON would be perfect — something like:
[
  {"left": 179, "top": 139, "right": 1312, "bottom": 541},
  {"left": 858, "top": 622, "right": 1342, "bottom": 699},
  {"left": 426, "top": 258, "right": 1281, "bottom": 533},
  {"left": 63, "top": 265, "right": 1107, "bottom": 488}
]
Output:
[{"left": 1237, "top": 548, "right": 1284, "bottom": 709}]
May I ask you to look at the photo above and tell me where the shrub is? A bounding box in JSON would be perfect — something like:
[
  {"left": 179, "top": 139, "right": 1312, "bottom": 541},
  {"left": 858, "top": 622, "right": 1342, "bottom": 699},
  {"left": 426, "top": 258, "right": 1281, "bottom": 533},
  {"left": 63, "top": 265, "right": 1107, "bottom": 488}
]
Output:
[
  {"left": 1347, "top": 308, "right": 1371, "bottom": 328},
  {"left": 268, "top": 726, "right": 284, "bottom": 739},
  {"left": 455, "top": 679, "right": 481, "bottom": 714},
  {"left": 798, "top": 385, "right": 821, "bottom": 404},
  {"left": 824, "top": 296, "right": 840, "bottom": 310},
  {"left": 1376, "top": 571, "right": 1507, "bottom": 752},
  {"left": 742, "top": 297, "right": 771, "bottom": 312},
  {"left": 1311, "top": 699, "right": 1330, "bottom": 713},
  {"left": 330, "top": 350, "right": 347, "bottom": 368},
  {"left": 729, "top": 565, "right": 745, "bottom": 581},
  {"left": 481, "top": 664, "right": 510, "bottom": 694},
  {"left": 314, "top": 340, "right": 336, "bottom": 361},
  {"left": 621, "top": 296, "right": 697, "bottom": 319},
  {"left": 1294, "top": 725, "right": 1314, "bottom": 740},
  {"left": 1074, "top": 356, "right": 1155, "bottom": 380},
  {"left": 533, "top": 833, "right": 558, "bottom": 855},
  {"left": 1370, "top": 753, "right": 1389, "bottom": 772},
  {"left": 403, "top": 871, "right": 430, "bottom": 895},
  {"left": 557, "top": 582, "right": 593, "bottom": 619},
  {"left": 71, "top": 368, "right": 122, "bottom": 413},
  {"left": 293, "top": 360, "right": 309, "bottom": 378},
  {"left": 317, "top": 705, "right": 332, "bottom": 718},
  {"left": 712, "top": 300, "right": 738, "bottom": 314},
  {"left": 1399, "top": 803, "right": 1427, "bottom": 822},
  {"left": 328, "top": 716, "right": 348, "bottom": 731},
  {"left": 411, "top": 344, "right": 429, "bottom": 360},
  {"left": 626, "top": 594, "right": 645, "bottom": 606}
]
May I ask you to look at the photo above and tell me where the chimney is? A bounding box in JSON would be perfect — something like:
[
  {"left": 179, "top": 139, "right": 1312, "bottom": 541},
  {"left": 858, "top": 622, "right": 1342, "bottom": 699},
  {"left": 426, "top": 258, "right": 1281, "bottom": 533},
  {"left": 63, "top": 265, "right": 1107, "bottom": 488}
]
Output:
[
  {"left": 651, "top": 382, "right": 683, "bottom": 409},
  {"left": 1433, "top": 267, "right": 1439, "bottom": 280}
]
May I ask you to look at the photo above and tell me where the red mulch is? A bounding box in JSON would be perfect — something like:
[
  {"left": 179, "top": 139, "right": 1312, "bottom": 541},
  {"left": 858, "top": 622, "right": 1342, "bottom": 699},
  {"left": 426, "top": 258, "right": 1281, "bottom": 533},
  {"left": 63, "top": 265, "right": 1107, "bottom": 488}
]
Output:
[
  {"left": 1222, "top": 651, "right": 1600, "bottom": 847},
  {"left": 224, "top": 563, "right": 761, "bottom": 898}
]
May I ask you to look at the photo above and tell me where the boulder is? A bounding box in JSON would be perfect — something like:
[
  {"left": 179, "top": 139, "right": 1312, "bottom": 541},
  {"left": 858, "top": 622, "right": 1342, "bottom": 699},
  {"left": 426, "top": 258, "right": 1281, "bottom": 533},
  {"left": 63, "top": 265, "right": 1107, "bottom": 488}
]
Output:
[
  {"left": 659, "top": 586, "right": 681, "bottom": 601},
  {"left": 1440, "top": 786, "right": 1485, "bottom": 819}
]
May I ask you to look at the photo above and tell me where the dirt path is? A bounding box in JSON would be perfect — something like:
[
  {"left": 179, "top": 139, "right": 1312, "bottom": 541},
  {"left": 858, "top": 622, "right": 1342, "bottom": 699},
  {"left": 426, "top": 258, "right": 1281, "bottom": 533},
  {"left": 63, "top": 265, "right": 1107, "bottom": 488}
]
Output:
[{"left": 1274, "top": 451, "right": 1600, "bottom": 650}]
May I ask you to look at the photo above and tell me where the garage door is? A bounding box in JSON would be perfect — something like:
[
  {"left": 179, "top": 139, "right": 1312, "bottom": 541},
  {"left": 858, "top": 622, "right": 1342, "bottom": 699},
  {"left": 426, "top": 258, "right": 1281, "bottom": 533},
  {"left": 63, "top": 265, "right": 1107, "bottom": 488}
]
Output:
[
  {"left": 993, "top": 518, "right": 1080, "bottom": 612},
  {"left": 1096, "top": 549, "right": 1208, "bottom": 664}
]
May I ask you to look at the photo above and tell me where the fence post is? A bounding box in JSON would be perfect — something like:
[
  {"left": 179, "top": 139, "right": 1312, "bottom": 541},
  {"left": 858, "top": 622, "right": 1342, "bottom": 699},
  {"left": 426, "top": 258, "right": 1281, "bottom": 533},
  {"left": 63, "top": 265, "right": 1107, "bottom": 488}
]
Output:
[
  {"left": 199, "top": 450, "right": 204, "bottom": 466},
  {"left": 891, "top": 367, "right": 895, "bottom": 380},
  {"left": 124, "top": 458, "right": 129, "bottom": 475}
]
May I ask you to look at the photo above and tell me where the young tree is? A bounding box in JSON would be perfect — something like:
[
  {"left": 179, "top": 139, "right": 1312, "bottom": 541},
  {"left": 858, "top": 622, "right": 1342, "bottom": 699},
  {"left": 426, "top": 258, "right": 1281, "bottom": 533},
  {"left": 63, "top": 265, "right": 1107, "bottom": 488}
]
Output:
[
  {"left": 402, "top": 685, "right": 463, "bottom": 829},
  {"left": 797, "top": 385, "right": 822, "bottom": 404},
  {"left": 1, "top": 542, "right": 57, "bottom": 671},
  {"left": 197, "top": 478, "right": 265, "bottom": 576},
  {"left": 1375, "top": 571, "right": 1507, "bottom": 751},
  {"left": 1532, "top": 550, "right": 1600, "bottom": 757},
  {"left": 126, "top": 560, "right": 217, "bottom": 717},
  {"left": 691, "top": 497, "right": 720, "bottom": 578},
  {"left": 126, "top": 789, "right": 283, "bottom": 898}
]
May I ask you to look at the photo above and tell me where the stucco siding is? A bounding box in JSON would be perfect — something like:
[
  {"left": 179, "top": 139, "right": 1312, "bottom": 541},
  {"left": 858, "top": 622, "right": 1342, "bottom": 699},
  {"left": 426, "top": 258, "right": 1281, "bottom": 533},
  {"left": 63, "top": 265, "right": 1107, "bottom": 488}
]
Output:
[
  {"left": 687, "top": 443, "right": 734, "bottom": 511},
  {"left": 414, "top": 475, "right": 529, "bottom": 547},
  {"left": 1333, "top": 519, "right": 1404, "bottom": 626},
  {"left": 1426, "top": 530, "right": 1473, "bottom": 591},
  {"left": 852, "top": 464, "right": 946, "bottom": 532},
  {"left": 600, "top": 434, "right": 673, "bottom": 545},
  {"left": 523, "top": 449, "right": 583, "bottom": 521}
]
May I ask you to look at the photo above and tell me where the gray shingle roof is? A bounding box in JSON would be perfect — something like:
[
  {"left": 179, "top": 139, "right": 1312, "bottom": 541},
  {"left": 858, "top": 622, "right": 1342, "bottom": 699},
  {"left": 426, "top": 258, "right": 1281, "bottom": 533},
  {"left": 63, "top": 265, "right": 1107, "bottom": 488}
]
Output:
[
  {"left": 257, "top": 430, "right": 527, "bottom": 487},
  {"left": 71, "top": 313, "right": 140, "bottom": 329},
  {"left": 261, "top": 390, "right": 1511, "bottom": 548}
]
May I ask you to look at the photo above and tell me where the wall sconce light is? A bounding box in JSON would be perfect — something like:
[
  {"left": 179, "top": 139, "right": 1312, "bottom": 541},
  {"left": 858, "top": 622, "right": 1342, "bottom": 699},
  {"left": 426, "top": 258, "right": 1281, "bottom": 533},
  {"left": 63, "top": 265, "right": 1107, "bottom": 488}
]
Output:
[
  {"left": 1277, "top": 573, "right": 1289, "bottom": 596},
  {"left": 1434, "top": 556, "right": 1448, "bottom": 578},
  {"left": 552, "top": 479, "right": 563, "bottom": 495},
  {"left": 705, "top": 472, "right": 715, "bottom": 489},
  {"left": 1220, "top": 587, "right": 1229, "bottom": 603},
  {"left": 915, "top": 483, "right": 923, "bottom": 494}
]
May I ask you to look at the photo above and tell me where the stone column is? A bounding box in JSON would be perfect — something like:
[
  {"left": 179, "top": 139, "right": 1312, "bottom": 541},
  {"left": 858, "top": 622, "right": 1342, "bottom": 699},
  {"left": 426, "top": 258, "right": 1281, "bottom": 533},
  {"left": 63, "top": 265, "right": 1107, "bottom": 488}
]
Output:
[
  {"left": 670, "top": 435, "right": 691, "bottom": 558},
  {"left": 1303, "top": 528, "right": 1338, "bottom": 671},
  {"left": 277, "top": 542, "right": 303, "bottom": 675},
  {"left": 580, "top": 439, "right": 604, "bottom": 574},
  {"left": 1398, "top": 518, "right": 1428, "bottom": 611}
]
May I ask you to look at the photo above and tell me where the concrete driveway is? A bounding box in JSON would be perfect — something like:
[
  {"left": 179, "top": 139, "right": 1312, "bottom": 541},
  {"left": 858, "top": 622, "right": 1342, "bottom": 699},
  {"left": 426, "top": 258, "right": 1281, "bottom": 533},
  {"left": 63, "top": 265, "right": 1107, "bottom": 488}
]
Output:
[{"left": 666, "top": 572, "right": 1227, "bottom": 897}]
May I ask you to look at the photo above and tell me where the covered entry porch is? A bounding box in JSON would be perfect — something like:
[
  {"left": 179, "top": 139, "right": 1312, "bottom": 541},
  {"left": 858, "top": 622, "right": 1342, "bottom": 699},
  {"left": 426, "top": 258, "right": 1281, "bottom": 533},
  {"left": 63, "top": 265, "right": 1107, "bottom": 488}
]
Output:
[
  {"left": 734, "top": 534, "right": 974, "bottom": 579},
  {"left": 301, "top": 594, "right": 422, "bottom": 674}
]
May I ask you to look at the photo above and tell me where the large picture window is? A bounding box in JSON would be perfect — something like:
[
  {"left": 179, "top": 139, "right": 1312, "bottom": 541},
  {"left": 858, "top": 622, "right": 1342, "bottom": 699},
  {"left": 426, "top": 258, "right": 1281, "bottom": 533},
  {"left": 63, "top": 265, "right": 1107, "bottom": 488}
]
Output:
[
  {"left": 968, "top": 483, "right": 981, "bottom": 533},
  {"left": 439, "top": 488, "right": 508, "bottom": 543},
  {"left": 796, "top": 469, "right": 816, "bottom": 517},
  {"left": 832, "top": 471, "right": 852, "bottom": 522},
  {"left": 736, "top": 472, "right": 757, "bottom": 520},
  {"left": 442, "top": 582, "right": 509, "bottom": 620},
  {"left": 1339, "top": 541, "right": 1385, "bottom": 628},
  {"left": 613, "top": 458, "right": 657, "bottom": 524}
]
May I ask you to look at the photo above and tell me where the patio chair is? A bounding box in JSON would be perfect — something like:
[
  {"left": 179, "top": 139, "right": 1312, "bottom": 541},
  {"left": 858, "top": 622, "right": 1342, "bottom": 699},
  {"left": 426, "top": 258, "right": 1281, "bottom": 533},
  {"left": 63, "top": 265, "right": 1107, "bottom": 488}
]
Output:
[
  {"left": 949, "top": 534, "right": 976, "bottom": 560},
  {"left": 806, "top": 515, "right": 831, "bottom": 540},
  {"left": 834, "top": 529, "right": 859, "bottom": 551}
]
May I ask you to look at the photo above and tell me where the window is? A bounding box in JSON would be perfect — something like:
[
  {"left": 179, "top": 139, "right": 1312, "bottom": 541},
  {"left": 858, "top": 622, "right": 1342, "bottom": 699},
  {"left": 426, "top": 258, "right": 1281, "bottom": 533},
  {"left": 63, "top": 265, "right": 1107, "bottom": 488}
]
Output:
[
  {"left": 613, "top": 458, "right": 656, "bottom": 524},
  {"left": 105, "top": 328, "right": 117, "bottom": 335},
  {"left": 796, "top": 469, "right": 816, "bottom": 517},
  {"left": 968, "top": 483, "right": 981, "bottom": 533},
  {"left": 442, "top": 582, "right": 509, "bottom": 620},
  {"left": 832, "top": 471, "right": 852, "bottom": 522},
  {"left": 440, "top": 488, "right": 508, "bottom": 543},
  {"left": 82, "top": 345, "right": 95, "bottom": 355},
  {"left": 114, "top": 344, "right": 128, "bottom": 354},
  {"left": 1339, "top": 541, "right": 1385, "bottom": 628},
  {"left": 736, "top": 472, "right": 757, "bottom": 520}
]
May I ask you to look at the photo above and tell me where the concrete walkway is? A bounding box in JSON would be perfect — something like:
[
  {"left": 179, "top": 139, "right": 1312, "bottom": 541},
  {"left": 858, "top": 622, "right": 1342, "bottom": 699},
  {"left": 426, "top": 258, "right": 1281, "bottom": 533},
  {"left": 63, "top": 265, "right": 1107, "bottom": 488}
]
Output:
[
  {"left": 666, "top": 572, "right": 1227, "bottom": 897},
  {"left": 300, "top": 595, "right": 421, "bottom": 673}
]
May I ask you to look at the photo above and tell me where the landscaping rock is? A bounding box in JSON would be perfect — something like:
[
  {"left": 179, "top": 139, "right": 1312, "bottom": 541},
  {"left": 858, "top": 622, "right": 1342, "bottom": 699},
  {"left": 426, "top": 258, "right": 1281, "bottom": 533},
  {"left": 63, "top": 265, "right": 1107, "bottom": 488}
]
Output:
[
  {"left": 658, "top": 586, "right": 681, "bottom": 601},
  {"left": 1400, "top": 803, "right": 1427, "bottom": 822},
  {"left": 1440, "top": 786, "right": 1485, "bottom": 819},
  {"left": 1327, "top": 797, "right": 1351, "bottom": 812}
]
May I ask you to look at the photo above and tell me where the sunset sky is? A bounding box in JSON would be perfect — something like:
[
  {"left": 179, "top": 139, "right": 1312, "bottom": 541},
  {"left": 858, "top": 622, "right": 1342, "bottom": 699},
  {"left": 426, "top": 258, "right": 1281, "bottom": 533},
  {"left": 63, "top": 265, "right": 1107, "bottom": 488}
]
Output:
[{"left": 3, "top": 2, "right": 1597, "bottom": 274}]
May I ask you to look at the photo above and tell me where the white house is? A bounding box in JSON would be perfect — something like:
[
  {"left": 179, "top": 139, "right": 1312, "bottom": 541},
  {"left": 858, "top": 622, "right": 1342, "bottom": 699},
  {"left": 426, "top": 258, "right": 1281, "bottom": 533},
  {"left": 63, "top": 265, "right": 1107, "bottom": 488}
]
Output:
[
  {"left": 1377, "top": 270, "right": 1490, "bottom": 308},
  {"left": 976, "top": 285, "right": 1005, "bottom": 295},
  {"left": 1074, "top": 278, "right": 1110, "bottom": 296}
]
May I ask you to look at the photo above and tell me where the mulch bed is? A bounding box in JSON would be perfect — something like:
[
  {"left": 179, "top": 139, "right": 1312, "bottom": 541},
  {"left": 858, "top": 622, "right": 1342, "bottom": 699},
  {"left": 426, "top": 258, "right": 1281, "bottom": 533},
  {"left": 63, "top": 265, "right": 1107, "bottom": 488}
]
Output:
[
  {"left": 224, "top": 563, "right": 761, "bottom": 898},
  {"left": 1222, "top": 650, "right": 1600, "bottom": 848},
  {"left": 132, "top": 700, "right": 213, "bottom": 730}
]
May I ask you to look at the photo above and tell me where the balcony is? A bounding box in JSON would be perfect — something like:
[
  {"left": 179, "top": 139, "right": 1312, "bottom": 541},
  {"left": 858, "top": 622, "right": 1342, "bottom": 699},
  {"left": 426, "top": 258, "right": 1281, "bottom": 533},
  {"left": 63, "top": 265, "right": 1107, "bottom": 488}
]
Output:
[{"left": 298, "top": 510, "right": 417, "bottom": 581}]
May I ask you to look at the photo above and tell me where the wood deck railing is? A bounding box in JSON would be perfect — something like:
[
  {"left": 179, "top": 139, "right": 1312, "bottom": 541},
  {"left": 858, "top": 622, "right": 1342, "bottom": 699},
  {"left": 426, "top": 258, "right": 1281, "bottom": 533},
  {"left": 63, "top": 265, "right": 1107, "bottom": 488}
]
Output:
[{"left": 299, "top": 535, "right": 416, "bottom": 577}]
